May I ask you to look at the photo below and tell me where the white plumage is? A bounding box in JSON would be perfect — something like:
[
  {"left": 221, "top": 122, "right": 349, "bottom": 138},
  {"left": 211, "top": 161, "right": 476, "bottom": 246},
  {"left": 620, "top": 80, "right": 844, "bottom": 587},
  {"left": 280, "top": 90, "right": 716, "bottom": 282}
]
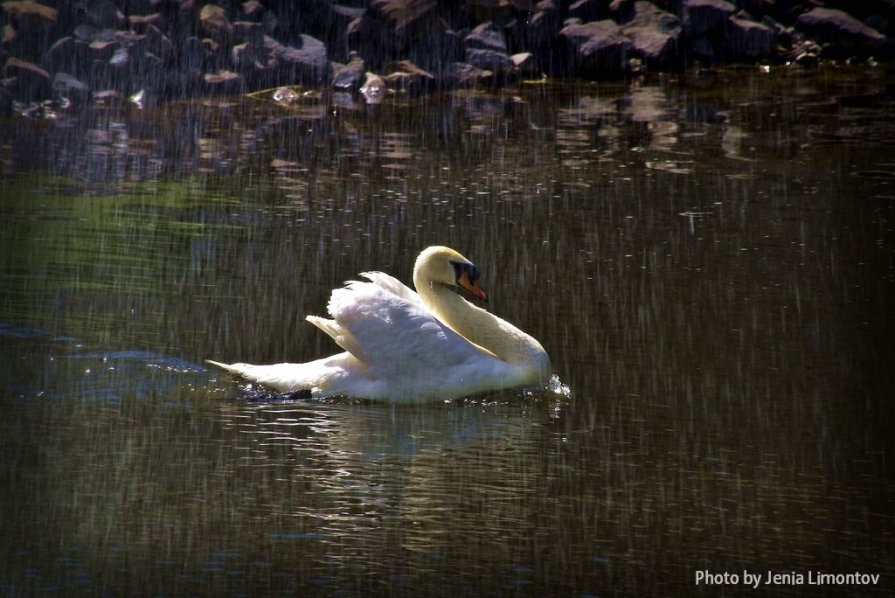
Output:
[{"left": 208, "top": 246, "right": 551, "bottom": 403}]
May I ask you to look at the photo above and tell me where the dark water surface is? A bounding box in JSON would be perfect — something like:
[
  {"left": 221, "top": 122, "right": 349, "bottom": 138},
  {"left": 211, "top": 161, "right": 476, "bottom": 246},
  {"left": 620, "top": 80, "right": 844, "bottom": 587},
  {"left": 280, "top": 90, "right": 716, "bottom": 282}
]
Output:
[{"left": 1, "top": 66, "right": 893, "bottom": 596}]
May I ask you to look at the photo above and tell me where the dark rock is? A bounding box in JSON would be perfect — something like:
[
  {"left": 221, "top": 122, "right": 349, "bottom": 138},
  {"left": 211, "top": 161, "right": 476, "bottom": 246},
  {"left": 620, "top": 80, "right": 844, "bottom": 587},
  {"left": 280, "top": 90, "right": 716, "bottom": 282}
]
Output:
[
  {"left": 2, "top": 23, "right": 15, "bottom": 46},
  {"left": 200, "top": 4, "right": 233, "bottom": 47},
  {"left": 72, "top": 25, "right": 116, "bottom": 44},
  {"left": 361, "top": 0, "right": 464, "bottom": 70},
  {"left": 332, "top": 51, "right": 365, "bottom": 90},
  {"left": 165, "top": 69, "right": 203, "bottom": 99},
  {"left": 761, "top": 15, "right": 785, "bottom": 42},
  {"left": 1, "top": 1, "right": 57, "bottom": 33},
  {"left": 527, "top": 0, "right": 560, "bottom": 44},
  {"left": 523, "top": 0, "right": 561, "bottom": 73},
  {"left": 231, "top": 41, "right": 261, "bottom": 75},
  {"left": 154, "top": 34, "right": 207, "bottom": 97},
  {"left": 682, "top": 0, "right": 735, "bottom": 37},
  {"left": 128, "top": 13, "right": 163, "bottom": 33},
  {"left": 2, "top": 0, "right": 57, "bottom": 59},
  {"left": 42, "top": 36, "right": 80, "bottom": 74},
  {"left": 117, "top": 0, "right": 152, "bottom": 15},
  {"left": 568, "top": 0, "right": 611, "bottom": 22},
  {"left": 84, "top": 0, "right": 124, "bottom": 29},
  {"left": 408, "top": 25, "right": 465, "bottom": 72},
  {"left": 179, "top": 35, "right": 209, "bottom": 72},
  {"left": 142, "top": 24, "right": 176, "bottom": 62},
  {"left": 465, "top": 47, "right": 516, "bottom": 80},
  {"left": 610, "top": 0, "right": 637, "bottom": 24},
  {"left": 560, "top": 19, "right": 634, "bottom": 77},
  {"left": 0, "top": 80, "right": 12, "bottom": 117},
  {"left": 726, "top": 15, "right": 775, "bottom": 60},
  {"left": 241, "top": 0, "right": 265, "bottom": 20},
  {"left": 282, "top": 35, "right": 331, "bottom": 84},
  {"left": 201, "top": 38, "right": 225, "bottom": 71},
  {"left": 3, "top": 56, "right": 50, "bottom": 98},
  {"left": 265, "top": 34, "right": 332, "bottom": 86},
  {"left": 382, "top": 59, "right": 435, "bottom": 92},
  {"left": 91, "top": 88, "right": 125, "bottom": 106},
  {"left": 368, "top": 0, "right": 440, "bottom": 30},
  {"left": 687, "top": 35, "right": 713, "bottom": 59},
  {"left": 822, "top": 0, "right": 895, "bottom": 31},
  {"left": 682, "top": 0, "right": 740, "bottom": 62},
  {"left": 233, "top": 20, "right": 264, "bottom": 45},
  {"left": 259, "top": 9, "right": 279, "bottom": 38},
  {"left": 788, "top": 37, "right": 822, "bottom": 66},
  {"left": 109, "top": 45, "right": 130, "bottom": 69},
  {"left": 135, "top": 51, "right": 165, "bottom": 84},
  {"left": 465, "top": 21, "right": 507, "bottom": 52},
  {"left": 737, "top": 0, "right": 804, "bottom": 24},
  {"left": 250, "top": 1, "right": 357, "bottom": 63},
  {"left": 231, "top": 23, "right": 271, "bottom": 77},
  {"left": 204, "top": 69, "right": 243, "bottom": 93},
  {"left": 871, "top": 6, "right": 895, "bottom": 39},
  {"left": 510, "top": 51, "right": 539, "bottom": 75},
  {"left": 467, "top": 0, "right": 532, "bottom": 21},
  {"left": 620, "top": 1, "right": 681, "bottom": 68},
  {"left": 795, "top": 8, "right": 889, "bottom": 59},
  {"left": 0, "top": 0, "right": 891, "bottom": 103},
  {"left": 287, "top": 0, "right": 359, "bottom": 63},
  {"left": 347, "top": 15, "right": 402, "bottom": 69},
  {"left": 87, "top": 39, "right": 118, "bottom": 61},
  {"left": 51, "top": 71, "right": 90, "bottom": 105},
  {"left": 331, "top": 3, "right": 365, "bottom": 20},
  {"left": 440, "top": 61, "right": 494, "bottom": 87}
]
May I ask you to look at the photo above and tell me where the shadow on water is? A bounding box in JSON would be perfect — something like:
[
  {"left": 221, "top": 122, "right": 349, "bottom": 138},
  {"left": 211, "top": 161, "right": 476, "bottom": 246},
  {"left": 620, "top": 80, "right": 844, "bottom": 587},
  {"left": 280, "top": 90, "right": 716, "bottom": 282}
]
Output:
[{"left": 1, "top": 65, "right": 894, "bottom": 595}]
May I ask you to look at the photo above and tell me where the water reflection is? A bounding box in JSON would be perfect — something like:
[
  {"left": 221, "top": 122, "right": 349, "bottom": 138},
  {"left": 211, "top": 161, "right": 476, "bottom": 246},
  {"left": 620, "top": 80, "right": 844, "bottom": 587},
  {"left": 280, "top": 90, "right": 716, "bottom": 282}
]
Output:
[
  {"left": 4, "top": 67, "right": 893, "bottom": 188},
  {"left": 1, "top": 65, "right": 893, "bottom": 595},
  {"left": 2, "top": 386, "right": 569, "bottom": 594}
]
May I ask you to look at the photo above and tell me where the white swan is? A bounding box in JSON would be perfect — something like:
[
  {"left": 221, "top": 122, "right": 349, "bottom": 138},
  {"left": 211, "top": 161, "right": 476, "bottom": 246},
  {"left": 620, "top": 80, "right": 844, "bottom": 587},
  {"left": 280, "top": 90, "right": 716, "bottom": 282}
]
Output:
[{"left": 207, "top": 246, "right": 551, "bottom": 403}]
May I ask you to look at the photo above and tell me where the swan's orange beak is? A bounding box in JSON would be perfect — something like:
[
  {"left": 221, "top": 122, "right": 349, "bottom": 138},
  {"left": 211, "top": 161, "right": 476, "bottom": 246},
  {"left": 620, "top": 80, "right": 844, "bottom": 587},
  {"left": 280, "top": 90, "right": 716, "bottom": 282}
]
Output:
[{"left": 458, "top": 272, "right": 488, "bottom": 301}]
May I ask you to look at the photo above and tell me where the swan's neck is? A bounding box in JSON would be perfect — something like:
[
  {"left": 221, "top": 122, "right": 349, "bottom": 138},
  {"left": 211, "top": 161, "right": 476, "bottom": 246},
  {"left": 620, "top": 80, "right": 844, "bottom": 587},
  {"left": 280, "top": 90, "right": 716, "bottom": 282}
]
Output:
[{"left": 415, "top": 278, "right": 550, "bottom": 376}]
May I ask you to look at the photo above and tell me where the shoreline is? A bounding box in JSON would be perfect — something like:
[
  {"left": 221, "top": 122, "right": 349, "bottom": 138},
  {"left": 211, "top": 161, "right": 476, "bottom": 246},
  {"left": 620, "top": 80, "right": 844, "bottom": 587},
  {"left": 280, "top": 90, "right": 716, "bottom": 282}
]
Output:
[{"left": 1, "top": 0, "right": 893, "bottom": 115}]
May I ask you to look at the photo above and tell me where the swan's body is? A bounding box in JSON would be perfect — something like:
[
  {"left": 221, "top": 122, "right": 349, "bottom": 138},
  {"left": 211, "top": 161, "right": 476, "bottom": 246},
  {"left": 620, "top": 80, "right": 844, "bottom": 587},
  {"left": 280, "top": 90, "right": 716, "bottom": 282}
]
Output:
[{"left": 207, "top": 246, "right": 551, "bottom": 403}]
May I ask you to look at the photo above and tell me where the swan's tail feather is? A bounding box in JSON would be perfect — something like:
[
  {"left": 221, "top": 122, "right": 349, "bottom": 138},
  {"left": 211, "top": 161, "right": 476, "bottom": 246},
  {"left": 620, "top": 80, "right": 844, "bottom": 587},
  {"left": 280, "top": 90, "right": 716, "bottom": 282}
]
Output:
[
  {"left": 207, "top": 360, "right": 275, "bottom": 381},
  {"left": 207, "top": 360, "right": 315, "bottom": 399},
  {"left": 206, "top": 359, "right": 290, "bottom": 389},
  {"left": 206, "top": 355, "right": 355, "bottom": 396},
  {"left": 206, "top": 359, "right": 240, "bottom": 374}
]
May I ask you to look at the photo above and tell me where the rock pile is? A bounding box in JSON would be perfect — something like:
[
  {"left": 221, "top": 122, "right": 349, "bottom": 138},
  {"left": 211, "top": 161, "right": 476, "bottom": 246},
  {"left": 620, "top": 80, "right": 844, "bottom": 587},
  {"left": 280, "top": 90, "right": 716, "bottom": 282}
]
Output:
[{"left": 1, "top": 0, "right": 893, "bottom": 112}]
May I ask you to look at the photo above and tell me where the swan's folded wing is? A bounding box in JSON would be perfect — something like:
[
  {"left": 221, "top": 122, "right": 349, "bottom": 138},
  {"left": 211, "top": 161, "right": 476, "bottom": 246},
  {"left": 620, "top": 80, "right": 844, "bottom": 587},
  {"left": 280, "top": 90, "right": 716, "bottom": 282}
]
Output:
[
  {"left": 325, "top": 279, "right": 496, "bottom": 378},
  {"left": 306, "top": 273, "right": 420, "bottom": 364},
  {"left": 358, "top": 271, "right": 425, "bottom": 307}
]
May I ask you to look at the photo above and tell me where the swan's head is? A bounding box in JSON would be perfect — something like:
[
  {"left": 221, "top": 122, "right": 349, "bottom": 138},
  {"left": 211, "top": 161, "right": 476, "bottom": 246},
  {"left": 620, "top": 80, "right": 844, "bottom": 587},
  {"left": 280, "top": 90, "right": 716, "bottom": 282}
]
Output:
[{"left": 413, "top": 246, "right": 488, "bottom": 301}]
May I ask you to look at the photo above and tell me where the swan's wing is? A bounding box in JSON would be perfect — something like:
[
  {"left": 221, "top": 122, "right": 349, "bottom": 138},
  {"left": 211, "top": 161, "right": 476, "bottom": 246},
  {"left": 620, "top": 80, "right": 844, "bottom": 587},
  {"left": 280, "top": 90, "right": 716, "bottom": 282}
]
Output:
[
  {"left": 358, "top": 271, "right": 425, "bottom": 307},
  {"left": 306, "top": 272, "right": 424, "bottom": 362},
  {"left": 316, "top": 277, "right": 495, "bottom": 380}
]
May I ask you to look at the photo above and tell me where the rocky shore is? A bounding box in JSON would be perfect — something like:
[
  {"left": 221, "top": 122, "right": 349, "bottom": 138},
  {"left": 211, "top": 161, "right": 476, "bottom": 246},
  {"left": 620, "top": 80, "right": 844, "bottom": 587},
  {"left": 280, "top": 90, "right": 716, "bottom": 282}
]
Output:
[{"left": 2, "top": 0, "right": 893, "bottom": 113}]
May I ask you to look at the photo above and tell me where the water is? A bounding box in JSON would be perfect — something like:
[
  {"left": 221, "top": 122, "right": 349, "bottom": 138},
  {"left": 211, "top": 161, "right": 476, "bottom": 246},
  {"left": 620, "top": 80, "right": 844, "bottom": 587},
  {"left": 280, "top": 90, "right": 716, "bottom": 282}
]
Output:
[{"left": 1, "top": 65, "right": 893, "bottom": 595}]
